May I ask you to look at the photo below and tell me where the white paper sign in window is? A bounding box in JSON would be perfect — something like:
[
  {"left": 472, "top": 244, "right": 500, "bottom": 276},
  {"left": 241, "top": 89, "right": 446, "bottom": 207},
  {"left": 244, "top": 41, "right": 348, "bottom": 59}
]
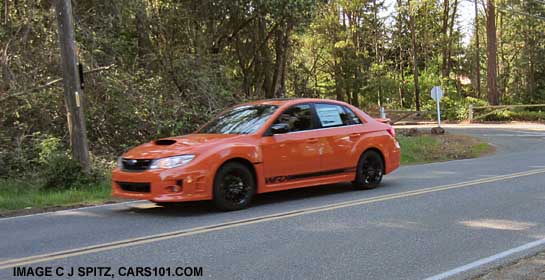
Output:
[{"left": 317, "top": 106, "right": 343, "bottom": 127}]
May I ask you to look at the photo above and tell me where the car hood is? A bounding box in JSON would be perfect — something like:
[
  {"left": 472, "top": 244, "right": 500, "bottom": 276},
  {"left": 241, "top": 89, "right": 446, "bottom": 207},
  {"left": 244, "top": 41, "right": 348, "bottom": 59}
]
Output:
[{"left": 122, "top": 134, "right": 244, "bottom": 159}]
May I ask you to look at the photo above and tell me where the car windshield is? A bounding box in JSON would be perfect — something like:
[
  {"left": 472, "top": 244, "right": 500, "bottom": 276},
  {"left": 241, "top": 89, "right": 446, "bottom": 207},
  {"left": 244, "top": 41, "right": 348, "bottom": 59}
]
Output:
[{"left": 198, "top": 104, "right": 278, "bottom": 134}]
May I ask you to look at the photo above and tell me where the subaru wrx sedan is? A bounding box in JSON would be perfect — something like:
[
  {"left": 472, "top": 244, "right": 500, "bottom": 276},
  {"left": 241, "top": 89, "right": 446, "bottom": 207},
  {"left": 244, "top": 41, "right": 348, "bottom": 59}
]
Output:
[{"left": 112, "top": 98, "right": 400, "bottom": 210}]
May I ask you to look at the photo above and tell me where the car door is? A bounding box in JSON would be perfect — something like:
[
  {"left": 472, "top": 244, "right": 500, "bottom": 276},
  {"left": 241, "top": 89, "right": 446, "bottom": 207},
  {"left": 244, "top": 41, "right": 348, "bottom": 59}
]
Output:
[
  {"left": 313, "top": 103, "right": 364, "bottom": 172},
  {"left": 260, "top": 103, "right": 322, "bottom": 186}
]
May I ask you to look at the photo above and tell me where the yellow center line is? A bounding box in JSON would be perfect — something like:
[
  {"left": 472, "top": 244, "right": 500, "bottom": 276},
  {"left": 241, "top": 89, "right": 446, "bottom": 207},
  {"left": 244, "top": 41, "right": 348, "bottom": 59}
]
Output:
[{"left": 2, "top": 168, "right": 545, "bottom": 270}]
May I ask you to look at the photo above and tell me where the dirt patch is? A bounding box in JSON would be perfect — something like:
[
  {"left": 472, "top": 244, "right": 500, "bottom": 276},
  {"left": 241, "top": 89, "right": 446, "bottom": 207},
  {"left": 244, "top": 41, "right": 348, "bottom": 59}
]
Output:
[
  {"left": 0, "top": 199, "right": 129, "bottom": 218},
  {"left": 436, "top": 134, "right": 496, "bottom": 159},
  {"left": 472, "top": 251, "right": 545, "bottom": 280},
  {"left": 467, "top": 120, "right": 545, "bottom": 125}
]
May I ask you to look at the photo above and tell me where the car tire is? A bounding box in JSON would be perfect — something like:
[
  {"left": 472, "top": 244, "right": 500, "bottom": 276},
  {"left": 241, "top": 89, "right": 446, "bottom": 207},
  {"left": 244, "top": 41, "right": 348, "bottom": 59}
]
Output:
[
  {"left": 213, "top": 162, "right": 256, "bottom": 211},
  {"left": 353, "top": 150, "right": 384, "bottom": 190}
]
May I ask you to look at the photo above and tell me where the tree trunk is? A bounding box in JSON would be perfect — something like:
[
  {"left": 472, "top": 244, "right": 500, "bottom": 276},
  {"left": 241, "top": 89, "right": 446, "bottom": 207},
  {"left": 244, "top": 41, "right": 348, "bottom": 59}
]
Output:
[
  {"left": 408, "top": 2, "right": 421, "bottom": 111},
  {"left": 272, "top": 21, "right": 292, "bottom": 98},
  {"left": 486, "top": 0, "right": 499, "bottom": 105},
  {"left": 474, "top": 0, "right": 481, "bottom": 98},
  {"left": 256, "top": 17, "right": 274, "bottom": 99},
  {"left": 135, "top": 0, "right": 151, "bottom": 61},
  {"left": 445, "top": 0, "right": 458, "bottom": 79},
  {"left": 54, "top": 0, "right": 90, "bottom": 172},
  {"left": 441, "top": 0, "right": 450, "bottom": 78},
  {"left": 396, "top": 0, "right": 405, "bottom": 107},
  {"left": 373, "top": 0, "right": 383, "bottom": 107},
  {"left": 3, "top": 0, "right": 7, "bottom": 26},
  {"left": 334, "top": 60, "right": 343, "bottom": 101},
  {"left": 353, "top": 71, "right": 359, "bottom": 107}
]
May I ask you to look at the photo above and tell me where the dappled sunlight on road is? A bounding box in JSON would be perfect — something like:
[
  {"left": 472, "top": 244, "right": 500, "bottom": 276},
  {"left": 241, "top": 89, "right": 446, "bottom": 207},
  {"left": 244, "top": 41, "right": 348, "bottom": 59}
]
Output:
[
  {"left": 297, "top": 221, "right": 359, "bottom": 232},
  {"left": 460, "top": 219, "right": 537, "bottom": 231},
  {"left": 51, "top": 211, "right": 105, "bottom": 218},
  {"left": 297, "top": 219, "right": 428, "bottom": 233},
  {"left": 129, "top": 202, "right": 162, "bottom": 210},
  {"left": 475, "top": 174, "right": 501, "bottom": 177},
  {"left": 395, "top": 173, "right": 448, "bottom": 180},
  {"left": 430, "top": 171, "right": 458, "bottom": 175},
  {"left": 372, "top": 220, "right": 428, "bottom": 231}
]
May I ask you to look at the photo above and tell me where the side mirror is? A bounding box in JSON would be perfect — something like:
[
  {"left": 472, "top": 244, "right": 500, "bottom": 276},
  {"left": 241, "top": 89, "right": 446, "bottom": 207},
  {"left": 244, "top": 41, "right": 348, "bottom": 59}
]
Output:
[{"left": 270, "top": 123, "right": 290, "bottom": 134}]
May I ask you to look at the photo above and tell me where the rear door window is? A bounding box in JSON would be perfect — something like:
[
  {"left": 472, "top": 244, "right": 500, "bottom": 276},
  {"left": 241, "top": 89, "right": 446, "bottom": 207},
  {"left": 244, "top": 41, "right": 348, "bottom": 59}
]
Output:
[
  {"left": 340, "top": 106, "right": 363, "bottom": 125},
  {"left": 315, "top": 103, "right": 361, "bottom": 128}
]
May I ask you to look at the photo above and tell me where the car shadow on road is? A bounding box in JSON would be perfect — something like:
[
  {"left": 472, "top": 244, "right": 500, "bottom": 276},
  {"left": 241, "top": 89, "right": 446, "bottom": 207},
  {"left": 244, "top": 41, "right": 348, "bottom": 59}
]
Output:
[{"left": 118, "top": 182, "right": 372, "bottom": 218}]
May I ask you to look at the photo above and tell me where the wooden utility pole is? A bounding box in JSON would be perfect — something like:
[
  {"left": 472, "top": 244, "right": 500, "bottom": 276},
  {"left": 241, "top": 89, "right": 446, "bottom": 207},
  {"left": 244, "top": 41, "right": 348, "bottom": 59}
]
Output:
[
  {"left": 54, "top": 0, "right": 90, "bottom": 172},
  {"left": 486, "top": 0, "right": 499, "bottom": 105},
  {"left": 474, "top": 0, "right": 481, "bottom": 98}
]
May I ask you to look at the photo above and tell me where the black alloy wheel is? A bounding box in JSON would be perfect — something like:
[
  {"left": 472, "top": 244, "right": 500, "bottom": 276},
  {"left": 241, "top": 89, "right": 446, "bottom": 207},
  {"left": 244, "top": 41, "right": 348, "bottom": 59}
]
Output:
[
  {"left": 353, "top": 150, "right": 384, "bottom": 189},
  {"left": 213, "top": 162, "right": 256, "bottom": 211}
]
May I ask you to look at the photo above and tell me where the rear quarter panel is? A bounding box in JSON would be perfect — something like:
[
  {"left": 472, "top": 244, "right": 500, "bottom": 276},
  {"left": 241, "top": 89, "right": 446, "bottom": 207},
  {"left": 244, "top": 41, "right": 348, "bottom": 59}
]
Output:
[{"left": 349, "top": 106, "right": 401, "bottom": 175}]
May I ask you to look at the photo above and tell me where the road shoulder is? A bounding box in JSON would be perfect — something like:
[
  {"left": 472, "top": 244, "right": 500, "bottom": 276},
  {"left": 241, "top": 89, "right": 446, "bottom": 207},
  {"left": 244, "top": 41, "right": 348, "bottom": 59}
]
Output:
[{"left": 472, "top": 251, "right": 545, "bottom": 280}]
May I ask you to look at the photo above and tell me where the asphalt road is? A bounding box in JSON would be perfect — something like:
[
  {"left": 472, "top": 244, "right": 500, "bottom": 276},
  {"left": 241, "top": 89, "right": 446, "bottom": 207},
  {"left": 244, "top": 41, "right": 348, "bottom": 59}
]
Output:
[{"left": 1, "top": 124, "right": 545, "bottom": 280}]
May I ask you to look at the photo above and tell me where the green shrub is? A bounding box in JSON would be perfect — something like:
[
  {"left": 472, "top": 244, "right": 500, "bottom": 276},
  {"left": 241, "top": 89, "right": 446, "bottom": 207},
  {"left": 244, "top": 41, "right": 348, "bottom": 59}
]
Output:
[
  {"left": 0, "top": 132, "right": 46, "bottom": 177},
  {"left": 422, "top": 96, "right": 487, "bottom": 121},
  {"left": 40, "top": 154, "right": 87, "bottom": 189},
  {"left": 37, "top": 136, "right": 106, "bottom": 190},
  {"left": 483, "top": 110, "right": 545, "bottom": 122}
]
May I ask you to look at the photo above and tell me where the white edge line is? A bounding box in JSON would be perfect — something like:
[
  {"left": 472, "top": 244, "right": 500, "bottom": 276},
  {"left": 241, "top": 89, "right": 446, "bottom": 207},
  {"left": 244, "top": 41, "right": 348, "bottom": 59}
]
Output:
[
  {"left": 0, "top": 200, "right": 145, "bottom": 222},
  {"left": 423, "top": 238, "right": 545, "bottom": 280}
]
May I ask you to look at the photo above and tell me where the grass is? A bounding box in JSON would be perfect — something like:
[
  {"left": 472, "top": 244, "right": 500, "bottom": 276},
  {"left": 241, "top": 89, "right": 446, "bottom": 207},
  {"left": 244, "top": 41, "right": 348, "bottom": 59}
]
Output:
[
  {"left": 0, "top": 178, "right": 112, "bottom": 212},
  {"left": 398, "top": 133, "right": 494, "bottom": 164},
  {"left": 0, "top": 133, "right": 493, "bottom": 214}
]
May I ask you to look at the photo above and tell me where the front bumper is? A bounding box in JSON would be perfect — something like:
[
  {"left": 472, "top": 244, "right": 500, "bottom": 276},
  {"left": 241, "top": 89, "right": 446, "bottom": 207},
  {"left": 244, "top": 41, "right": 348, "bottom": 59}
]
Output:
[{"left": 111, "top": 167, "right": 212, "bottom": 202}]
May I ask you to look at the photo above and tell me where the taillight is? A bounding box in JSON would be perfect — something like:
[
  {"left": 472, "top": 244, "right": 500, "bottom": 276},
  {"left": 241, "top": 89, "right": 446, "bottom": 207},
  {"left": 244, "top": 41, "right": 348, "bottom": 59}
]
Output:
[{"left": 386, "top": 126, "right": 396, "bottom": 138}]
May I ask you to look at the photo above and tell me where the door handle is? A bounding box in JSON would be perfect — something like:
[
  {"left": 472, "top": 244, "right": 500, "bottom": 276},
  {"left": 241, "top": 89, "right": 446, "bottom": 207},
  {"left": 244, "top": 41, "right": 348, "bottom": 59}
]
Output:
[
  {"left": 306, "top": 138, "right": 319, "bottom": 143},
  {"left": 349, "top": 133, "right": 361, "bottom": 138}
]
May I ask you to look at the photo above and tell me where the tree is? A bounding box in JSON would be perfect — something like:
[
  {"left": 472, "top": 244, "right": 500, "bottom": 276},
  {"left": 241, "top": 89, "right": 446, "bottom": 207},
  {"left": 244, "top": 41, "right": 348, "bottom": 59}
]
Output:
[
  {"left": 486, "top": 0, "right": 499, "bottom": 105},
  {"left": 474, "top": 0, "right": 481, "bottom": 98},
  {"left": 408, "top": 0, "right": 421, "bottom": 111}
]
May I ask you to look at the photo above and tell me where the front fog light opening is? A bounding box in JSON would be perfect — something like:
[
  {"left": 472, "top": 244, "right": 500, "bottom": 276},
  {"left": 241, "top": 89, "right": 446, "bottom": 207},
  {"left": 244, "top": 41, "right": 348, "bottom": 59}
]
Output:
[{"left": 166, "top": 185, "right": 183, "bottom": 193}]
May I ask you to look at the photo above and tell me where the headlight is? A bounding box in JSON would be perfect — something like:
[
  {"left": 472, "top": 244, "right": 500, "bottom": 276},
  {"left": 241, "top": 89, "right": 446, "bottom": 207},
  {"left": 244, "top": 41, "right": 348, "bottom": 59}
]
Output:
[{"left": 149, "top": 155, "right": 195, "bottom": 169}]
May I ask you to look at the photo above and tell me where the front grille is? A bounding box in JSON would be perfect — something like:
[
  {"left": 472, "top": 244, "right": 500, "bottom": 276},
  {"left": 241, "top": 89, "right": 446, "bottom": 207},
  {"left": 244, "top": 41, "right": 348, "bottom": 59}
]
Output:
[
  {"left": 117, "top": 182, "right": 151, "bottom": 193},
  {"left": 121, "top": 158, "right": 152, "bottom": 171}
]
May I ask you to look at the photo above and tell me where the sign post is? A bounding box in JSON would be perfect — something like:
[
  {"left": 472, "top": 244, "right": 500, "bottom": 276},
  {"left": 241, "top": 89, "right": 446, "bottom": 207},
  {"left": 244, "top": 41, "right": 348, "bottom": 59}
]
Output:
[{"left": 431, "top": 86, "right": 443, "bottom": 127}]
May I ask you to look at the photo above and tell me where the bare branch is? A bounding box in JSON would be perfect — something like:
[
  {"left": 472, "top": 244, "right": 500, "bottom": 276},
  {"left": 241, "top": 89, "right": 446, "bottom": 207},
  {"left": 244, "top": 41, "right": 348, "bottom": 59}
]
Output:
[{"left": 0, "top": 64, "right": 116, "bottom": 102}]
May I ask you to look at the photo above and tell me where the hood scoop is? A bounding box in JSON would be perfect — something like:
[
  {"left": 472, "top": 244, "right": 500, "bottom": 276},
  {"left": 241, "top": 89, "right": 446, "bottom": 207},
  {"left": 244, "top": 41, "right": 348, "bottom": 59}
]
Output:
[{"left": 154, "top": 139, "right": 177, "bottom": 146}]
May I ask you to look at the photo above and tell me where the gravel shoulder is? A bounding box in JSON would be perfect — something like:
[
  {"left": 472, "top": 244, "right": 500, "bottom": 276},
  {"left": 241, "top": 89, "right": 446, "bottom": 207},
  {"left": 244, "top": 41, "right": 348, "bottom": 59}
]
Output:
[{"left": 472, "top": 252, "right": 545, "bottom": 280}]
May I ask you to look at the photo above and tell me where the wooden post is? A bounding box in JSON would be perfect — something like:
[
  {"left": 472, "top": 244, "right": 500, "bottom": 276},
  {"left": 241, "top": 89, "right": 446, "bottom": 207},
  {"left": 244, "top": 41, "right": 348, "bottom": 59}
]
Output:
[
  {"left": 468, "top": 104, "right": 474, "bottom": 123},
  {"left": 54, "top": 0, "right": 90, "bottom": 172}
]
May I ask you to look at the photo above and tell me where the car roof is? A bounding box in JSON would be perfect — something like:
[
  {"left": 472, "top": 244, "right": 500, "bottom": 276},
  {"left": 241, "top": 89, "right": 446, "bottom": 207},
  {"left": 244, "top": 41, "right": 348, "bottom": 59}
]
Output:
[{"left": 242, "top": 98, "right": 348, "bottom": 107}]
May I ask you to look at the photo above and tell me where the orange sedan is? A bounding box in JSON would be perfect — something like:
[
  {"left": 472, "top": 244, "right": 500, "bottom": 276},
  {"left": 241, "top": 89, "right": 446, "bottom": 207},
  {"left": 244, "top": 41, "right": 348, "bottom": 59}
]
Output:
[{"left": 112, "top": 98, "right": 400, "bottom": 210}]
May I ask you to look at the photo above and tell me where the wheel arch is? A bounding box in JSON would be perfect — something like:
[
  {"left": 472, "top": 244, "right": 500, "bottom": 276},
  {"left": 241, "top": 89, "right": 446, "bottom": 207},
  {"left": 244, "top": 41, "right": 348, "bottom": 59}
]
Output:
[
  {"left": 361, "top": 147, "right": 386, "bottom": 173},
  {"left": 216, "top": 157, "right": 258, "bottom": 187}
]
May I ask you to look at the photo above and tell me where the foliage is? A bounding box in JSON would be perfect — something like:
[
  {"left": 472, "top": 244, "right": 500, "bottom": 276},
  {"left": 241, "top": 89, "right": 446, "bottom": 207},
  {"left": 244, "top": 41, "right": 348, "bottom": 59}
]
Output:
[
  {"left": 0, "top": 133, "right": 109, "bottom": 190},
  {"left": 0, "top": 177, "right": 111, "bottom": 211},
  {"left": 422, "top": 96, "right": 488, "bottom": 120},
  {"left": 38, "top": 137, "right": 89, "bottom": 190},
  {"left": 0, "top": 0, "right": 544, "bottom": 179},
  {"left": 482, "top": 110, "right": 545, "bottom": 122}
]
